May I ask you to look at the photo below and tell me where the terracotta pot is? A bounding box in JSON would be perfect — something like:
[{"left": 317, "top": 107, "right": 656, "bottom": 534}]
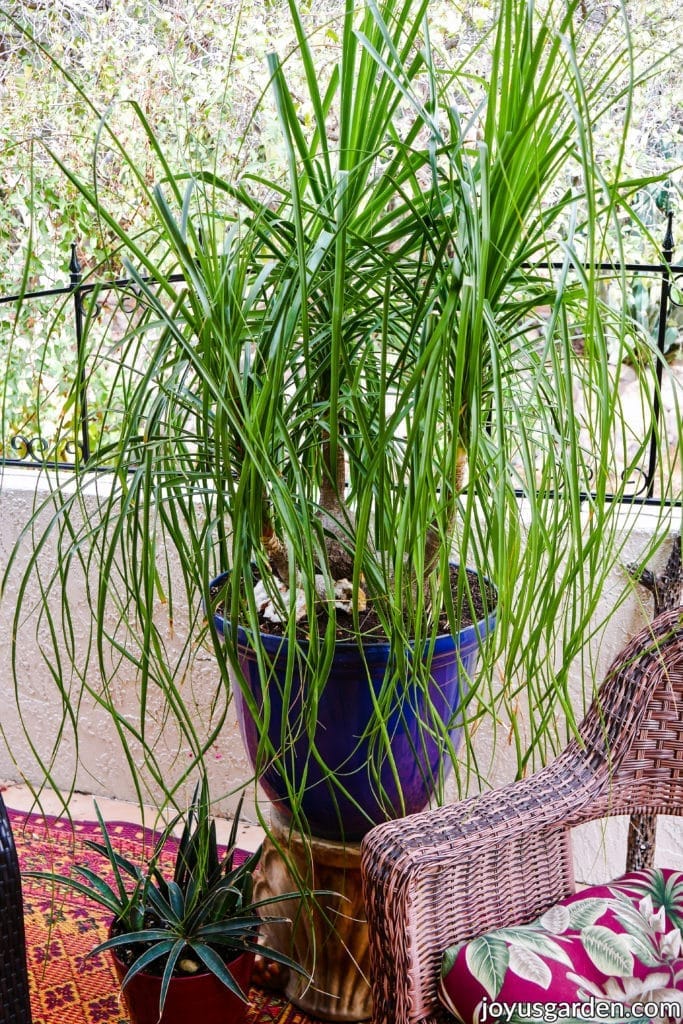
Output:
[{"left": 111, "top": 947, "right": 255, "bottom": 1024}]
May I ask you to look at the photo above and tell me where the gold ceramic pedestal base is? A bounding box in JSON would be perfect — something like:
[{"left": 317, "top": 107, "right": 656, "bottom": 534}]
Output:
[{"left": 254, "top": 811, "right": 371, "bottom": 1022}]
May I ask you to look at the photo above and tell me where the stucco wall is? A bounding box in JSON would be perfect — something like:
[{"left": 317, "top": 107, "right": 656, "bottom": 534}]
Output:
[
  {"left": 0, "top": 466, "right": 254, "bottom": 820},
  {"left": 1, "top": 465, "right": 680, "bottom": 881}
]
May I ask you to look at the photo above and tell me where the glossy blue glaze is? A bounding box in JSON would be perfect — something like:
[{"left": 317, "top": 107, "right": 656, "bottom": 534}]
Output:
[{"left": 212, "top": 573, "right": 496, "bottom": 841}]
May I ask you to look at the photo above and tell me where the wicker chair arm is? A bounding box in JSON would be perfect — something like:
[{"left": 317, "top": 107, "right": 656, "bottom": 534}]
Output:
[
  {"left": 362, "top": 744, "right": 593, "bottom": 881},
  {"left": 360, "top": 751, "right": 594, "bottom": 1024}
]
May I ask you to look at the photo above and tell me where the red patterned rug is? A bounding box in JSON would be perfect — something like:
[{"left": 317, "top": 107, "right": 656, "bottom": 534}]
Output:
[{"left": 10, "top": 808, "right": 321, "bottom": 1024}]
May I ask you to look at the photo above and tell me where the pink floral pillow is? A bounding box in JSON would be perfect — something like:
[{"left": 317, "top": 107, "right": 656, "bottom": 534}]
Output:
[{"left": 439, "top": 869, "right": 683, "bottom": 1023}]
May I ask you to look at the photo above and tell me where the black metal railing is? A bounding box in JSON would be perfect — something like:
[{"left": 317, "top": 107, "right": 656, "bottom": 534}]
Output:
[
  {"left": 1, "top": 245, "right": 186, "bottom": 470},
  {"left": 1, "top": 220, "right": 682, "bottom": 503}
]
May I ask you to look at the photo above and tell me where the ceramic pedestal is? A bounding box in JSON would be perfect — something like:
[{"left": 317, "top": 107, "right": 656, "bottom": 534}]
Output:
[{"left": 254, "top": 811, "right": 371, "bottom": 1022}]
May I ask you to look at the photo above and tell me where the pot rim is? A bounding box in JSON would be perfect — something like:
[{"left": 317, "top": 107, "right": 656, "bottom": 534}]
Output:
[
  {"left": 209, "top": 568, "right": 497, "bottom": 655},
  {"left": 108, "top": 925, "right": 255, "bottom": 985}
]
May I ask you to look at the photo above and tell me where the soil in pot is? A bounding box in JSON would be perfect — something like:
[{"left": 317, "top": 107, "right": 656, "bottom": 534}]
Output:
[{"left": 212, "top": 563, "right": 496, "bottom": 643}]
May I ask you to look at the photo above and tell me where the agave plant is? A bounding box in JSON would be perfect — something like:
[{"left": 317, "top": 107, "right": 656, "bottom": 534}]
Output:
[
  {"left": 2, "top": 0, "right": 679, "bottom": 833},
  {"left": 27, "top": 783, "right": 306, "bottom": 1016}
]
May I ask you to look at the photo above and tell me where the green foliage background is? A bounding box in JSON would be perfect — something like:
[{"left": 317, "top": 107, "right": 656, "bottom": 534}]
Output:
[{"left": 0, "top": 0, "right": 682, "bottom": 461}]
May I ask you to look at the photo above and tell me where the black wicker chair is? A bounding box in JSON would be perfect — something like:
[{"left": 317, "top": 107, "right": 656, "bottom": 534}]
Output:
[{"left": 0, "top": 792, "right": 32, "bottom": 1023}]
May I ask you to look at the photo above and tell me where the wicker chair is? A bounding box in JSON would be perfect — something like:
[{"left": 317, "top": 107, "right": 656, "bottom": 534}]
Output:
[
  {"left": 0, "top": 792, "right": 32, "bottom": 1023},
  {"left": 360, "top": 607, "right": 683, "bottom": 1024}
]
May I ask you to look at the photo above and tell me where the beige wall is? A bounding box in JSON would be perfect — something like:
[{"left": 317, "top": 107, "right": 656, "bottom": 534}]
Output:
[
  {"left": 1, "top": 467, "right": 680, "bottom": 879},
  {"left": 0, "top": 467, "right": 255, "bottom": 821}
]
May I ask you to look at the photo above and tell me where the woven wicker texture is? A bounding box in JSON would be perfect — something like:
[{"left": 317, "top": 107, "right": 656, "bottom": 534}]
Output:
[
  {"left": 0, "top": 792, "right": 32, "bottom": 1024},
  {"left": 626, "top": 534, "right": 683, "bottom": 870},
  {"left": 10, "top": 807, "right": 324, "bottom": 1024},
  {"left": 360, "top": 607, "right": 683, "bottom": 1024}
]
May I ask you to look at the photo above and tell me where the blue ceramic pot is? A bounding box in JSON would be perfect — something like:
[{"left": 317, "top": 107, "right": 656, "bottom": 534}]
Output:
[{"left": 212, "top": 572, "right": 495, "bottom": 841}]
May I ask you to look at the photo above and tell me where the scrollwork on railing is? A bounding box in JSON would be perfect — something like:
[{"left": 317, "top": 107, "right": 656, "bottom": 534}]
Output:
[
  {"left": 670, "top": 272, "right": 683, "bottom": 310},
  {"left": 6, "top": 433, "right": 83, "bottom": 467},
  {"left": 9, "top": 435, "right": 50, "bottom": 463},
  {"left": 619, "top": 464, "right": 651, "bottom": 501}
]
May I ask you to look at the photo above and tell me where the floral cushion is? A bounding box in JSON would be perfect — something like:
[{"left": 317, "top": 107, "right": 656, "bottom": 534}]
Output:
[{"left": 439, "top": 869, "right": 683, "bottom": 1024}]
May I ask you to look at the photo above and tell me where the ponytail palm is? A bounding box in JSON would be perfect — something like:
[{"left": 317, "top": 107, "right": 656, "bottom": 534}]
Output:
[{"left": 4, "top": 0, "right": 676, "bottom": 823}]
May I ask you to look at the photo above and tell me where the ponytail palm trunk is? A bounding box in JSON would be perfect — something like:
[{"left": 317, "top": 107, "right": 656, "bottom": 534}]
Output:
[{"left": 3, "top": 0, "right": 676, "bottom": 829}]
